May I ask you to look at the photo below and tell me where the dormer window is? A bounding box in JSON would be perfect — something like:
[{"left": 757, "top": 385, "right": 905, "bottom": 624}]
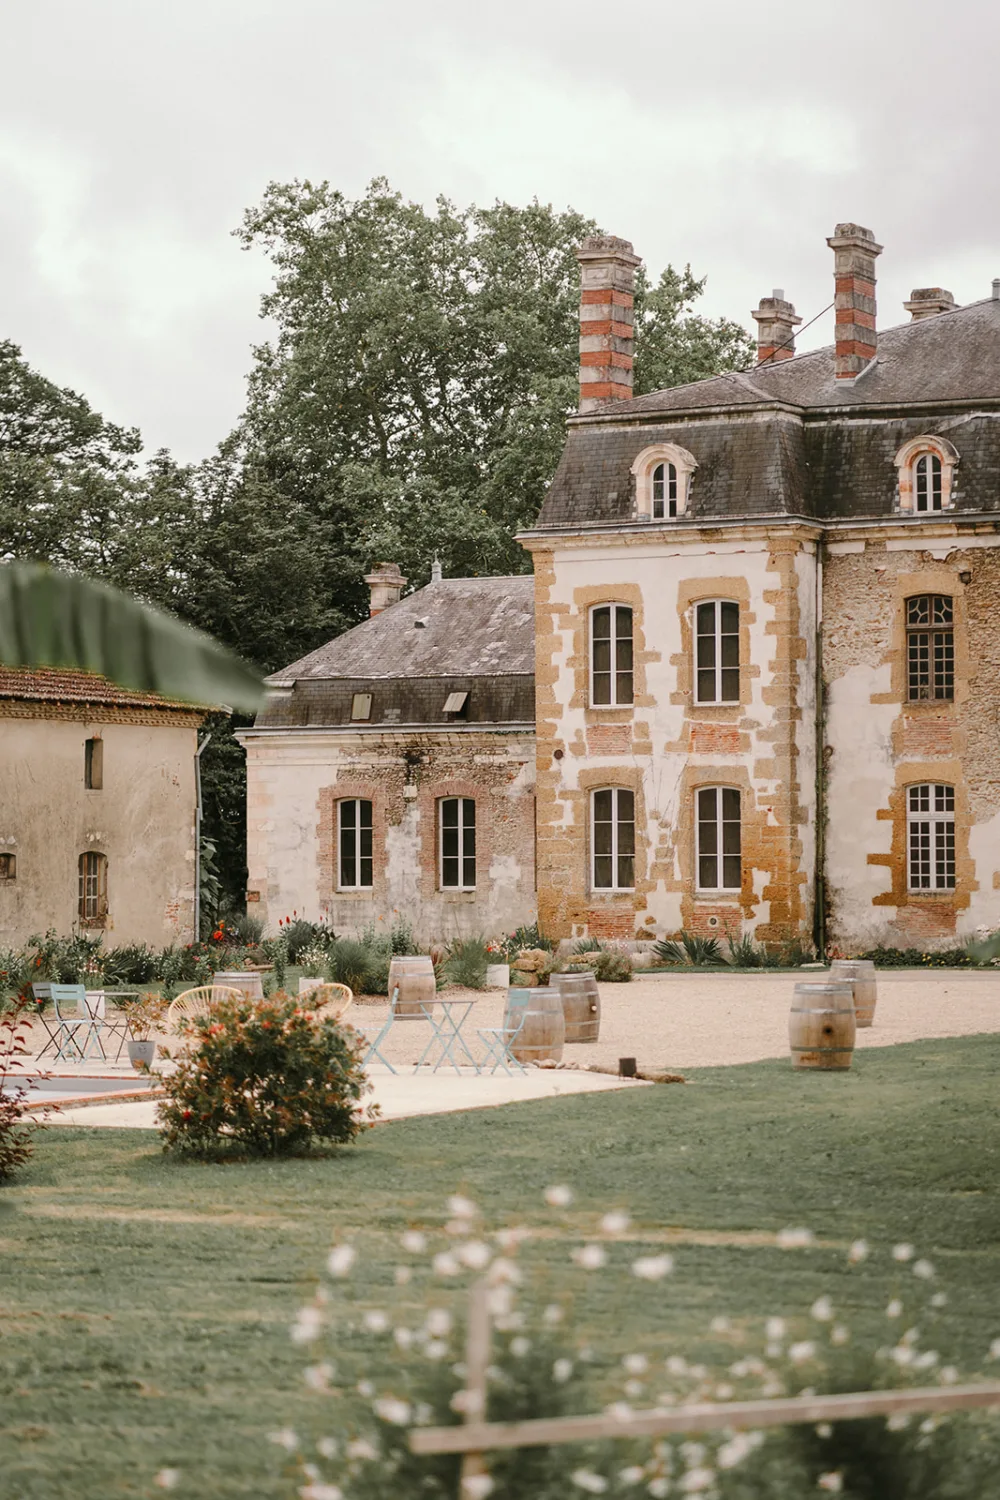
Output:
[
  {"left": 631, "top": 443, "right": 696, "bottom": 521},
  {"left": 894, "top": 436, "right": 958, "bottom": 514}
]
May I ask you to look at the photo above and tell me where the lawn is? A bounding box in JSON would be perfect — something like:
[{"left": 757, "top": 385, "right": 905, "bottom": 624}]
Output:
[{"left": 1, "top": 1036, "right": 999, "bottom": 1498}]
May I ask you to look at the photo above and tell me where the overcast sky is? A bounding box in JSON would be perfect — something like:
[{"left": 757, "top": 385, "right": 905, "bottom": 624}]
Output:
[{"left": 4, "top": 0, "right": 999, "bottom": 461}]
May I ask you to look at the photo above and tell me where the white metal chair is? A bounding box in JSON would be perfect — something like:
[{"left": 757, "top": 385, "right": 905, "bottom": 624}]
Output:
[
  {"left": 50, "top": 983, "right": 103, "bottom": 1062},
  {"left": 477, "top": 989, "right": 530, "bottom": 1075}
]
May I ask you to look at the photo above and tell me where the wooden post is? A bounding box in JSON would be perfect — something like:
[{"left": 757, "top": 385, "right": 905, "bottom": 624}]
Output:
[{"left": 458, "top": 1279, "right": 491, "bottom": 1496}]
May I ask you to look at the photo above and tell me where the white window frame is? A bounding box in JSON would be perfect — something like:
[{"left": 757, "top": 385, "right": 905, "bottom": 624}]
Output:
[
  {"left": 78, "top": 850, "right": 108, "bottom": 924},
  {"left": 914, "top": 452, "right": 943, "bottom": 512},
  {"left": 439, "top": 797, "right": 476, "bottom": 891},
  {"left": 696, "top": 786, "right": 742, "bottom": 892},
  {"left": 590, "top": 787, "right": 636, "bottom": 892},
  {"left": 906, "top": 784, "right": 955, "bottom": 892},
  {"left": 630, "top": 443, "right": 696, "bottom": 521},
  {"left": 589, "top": 603, "right": 634, "bottom": 707},
  {"left": 337, "top": 798, "right": 373, "bottom": 890},
  {"left": 893, "top": 435, "right": 958, "bottom": 514},
  {"left": 694, "top": 599, "right": 740, "bottom": 705}
]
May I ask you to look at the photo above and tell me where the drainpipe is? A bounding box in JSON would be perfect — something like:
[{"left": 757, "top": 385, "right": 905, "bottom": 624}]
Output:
[
  {"left": 814, "top": 547, "right": 826, "bottom": 957},
  {"left": 194, "top": 733, "right": 212, "bottom": 941}
]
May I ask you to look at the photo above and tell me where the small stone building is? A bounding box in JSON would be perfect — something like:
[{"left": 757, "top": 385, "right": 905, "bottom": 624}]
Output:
[
  {"left": 240, "top": 569, "right": 537, "bottom": 940},
  {"left": 0, "top": 669, "right": 204, "bottom": 947}
]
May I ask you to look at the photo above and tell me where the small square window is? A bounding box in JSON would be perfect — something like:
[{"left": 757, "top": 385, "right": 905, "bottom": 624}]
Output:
[
  {"left": 351, "top": 693, "right": 373, "bottom": 721},
  {"left": 443, "top": 691, "right": 468, "bottom": 715}
]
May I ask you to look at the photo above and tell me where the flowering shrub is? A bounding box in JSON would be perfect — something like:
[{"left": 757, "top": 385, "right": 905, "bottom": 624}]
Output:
[
  {"left": 157, "top": 991, "right": 376, "bottom": 1158},
  {"left": 274, "top": 1192, "right": 1000, "bottom": 1500},
  {"left": 0, "top": 1001, "right": 37, "bottom": 1182}
]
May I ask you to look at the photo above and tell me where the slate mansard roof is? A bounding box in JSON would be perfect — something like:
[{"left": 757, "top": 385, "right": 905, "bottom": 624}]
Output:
[
  {"left": 535, "top": 298, "right": 1000, "bottom": 530},
  {"left": 256, "top": 576, "right": 535, "bottom": 731}
]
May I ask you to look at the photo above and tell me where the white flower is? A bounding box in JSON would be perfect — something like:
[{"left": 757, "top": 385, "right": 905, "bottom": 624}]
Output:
[
  {"left": 989, "top": 1338, "right": 1000, "bottom": 1360},
  {"left": 394, "top": 1326, "right": 414, "bottom": 1350},
  {"left": 363, "top": 1309, "right": 388, "bottom": 1334},
  {"left": 461, "top": 1477, "right": 495, "bottom": 1500},
  {"left": 374, "top": 1397, "right": 411, "bottom": 1425},
  {"left": 395, "top": 1266, "right": 412, "bottom": 1286},
  {"left": 601, "top": 1210, "right": 631, "bottom": 1235},
  {"left": 830, "top": 1325, "right": 850, "bottom": 1346},
  {"left": 930, "top": 1292, "right": 948, "bottom": 1308},
  {"left": 886, "top": 1299, "right": 903, "bottom": 1319},
  {"left": 625, "top": 1379, "right": 645, "bottom": 1399},
  {"left": 544, "top": 1303, "right": 564, "bottom": 1326},
  {"left": 848, "top": 1239, "right": 869, "bottom": 1264},
  {"left": 486, "top": 1285, "right": 514, "bottom": 1319},
  {"left": 624, "top": 1353, "right": 649, "bottom": 1375},
  {"left": 571, "top": 1469, "right": 608, "bottom": 1493},
  {"left": 717, "top": 1433, "right": 754, "bottom": 1468},
  {"left": 316, "top": 1438, "right": 338, "bottom": 1459},
  {"left": 887, "top": 1411, "right": 910, "bottom": 1429},
  {"left": 291, "top": 1305, "right": 323, "bottom": 1344},
  {"left": 327, "top": 1244, "right": 356, "bottom": 1278},
  {"left": 425, "top": 1308, "right": 453, "bottom": 1337},
  {"left": 913, "top": 1259, "right": 935, "bottom": 1279},
  {"left": 572, "top": 1244, "right": 607, "bottom": 1270},
  {"left": 940, "top": 1365, "right": 959, "bottom": 1384},
  {"left": 346, "top": 1437, "right": 377, "bottom": 1460},
  {"left": 458, "top": 1240, "right": 492, "bottom": 1271},
  {"left": 811, "top": 1296, "right": 834, "bottom": 1322},
  {"left": 545, "top": 1184, "right": 574, "bottom": 1207},
  {"left": 304, "top": 1363, "right": 334, "bottom": 1390},
  {"left": 605, "top": 1401, "right": 635, "bottom": 1422},
  {"left": 632, "top": 1254, "right": 674, "bottom": 1281},
  {"left": 648, "top": 1480, "right": 671, "bottom": 1498},
  {"left": 765, "top": 1317, "right": 786, "bottom": 1341},
  {"left": 919, "top": 1418, "right": 938, "bottom": 1435},
  {"left": 356, "top": 1380, "right": 375, "bottom": 1398},
  {"left": 401, "top": 1230, "right": 427, "bottom": 1254},
  {"left": 892, "top": 1243, "right": 914, "bottom": 1262},
  {"left": 665, "top": 1355, "right": 689, "bottom": 1376},
  {"left": 433, "top": 1251, "right": 460, "bottom": 1277},
  {"left": 448, "top": 1194, "right": 478, "bottom": 1219},
  {"left": 710, "top": 1316, "right": 731, "bottom": 1334},
  {"left": 715, "top": 1382, "right": 734, "bottom": 1399},
  {"left": 488, "top": 1257, "right": 522, "bottom": 1285},
  {"left": 914, "top": 1350, "right": 939, "bottom": 1370},
  {"left": 268, "top": 1428, "right": 299, "bottom": 1451},
  {"left": 817, "top": 1474, "right": 843, "bottom": 1493},
  {"left": 553, "top": 1358, "right": 574, "bottom": 1382},
  {"left": 776, "top": 1227, "right": 814, "bottom": 1249},
  {"left": 619, "top": 1466, "right": 646, "bottom": 1485},
  {"left": 680, "top": 1443, "right": 706, "bottom": 1466},
  {"left": 510, "top": 1336, "right": 531, "bottom": 1357},
  {"left": 679, "top": 1469, "right": 715, "bottom": 1493},
  {"left": 789, "top": 1341, "right": 816, "bottom": 1365},
  {"left": 816, "top": 1424, "right": 832, "bottom": 1438},
  {"left": 154, "top": 1473, "right": 180, "bottom": 1491},
  {"left": 891, "top": 1344, "right": 915, "bottom": 1368},
  {"left": 300, "top": 1487, "right": 343, "bottom": 1500},
  {"left": 424, "top": 1339, "right": 449, "bottom": 1360}
]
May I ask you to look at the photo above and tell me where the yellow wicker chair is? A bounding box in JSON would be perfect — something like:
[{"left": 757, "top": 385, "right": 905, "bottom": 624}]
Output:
[
  {"left": 158, "top": 984, "right": 244, "bottom": 1059},
  {"left": 300, "top": 982, "right": 353, "bottom": 1023}
]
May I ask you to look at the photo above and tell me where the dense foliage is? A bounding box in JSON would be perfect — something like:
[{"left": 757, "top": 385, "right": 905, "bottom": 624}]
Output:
[
  {"left": 0, "top": 1002, "right": 36, "bottom": 1181},
  {"left": 157, "top": 991, "right": 374, "bottom": 1157}
]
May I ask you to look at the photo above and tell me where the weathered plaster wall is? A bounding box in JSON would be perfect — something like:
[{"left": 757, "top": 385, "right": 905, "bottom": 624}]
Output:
[
  {"left": 242, "top": 730, "right": 536, "bottom": 941},
  {"left": 526, "top": 527, "right": 818, "bottom": 944},
  {"left": 0, "top": 714, "right": 199, "bottom": 946},
  {"left": 823, "top": 531, "right": 1000, "bottom": 949}
]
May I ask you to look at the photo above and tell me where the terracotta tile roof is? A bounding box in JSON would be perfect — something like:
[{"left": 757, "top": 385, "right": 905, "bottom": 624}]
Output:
[{"left": 0, "top": 667, "right": 198, "bottom": 711}]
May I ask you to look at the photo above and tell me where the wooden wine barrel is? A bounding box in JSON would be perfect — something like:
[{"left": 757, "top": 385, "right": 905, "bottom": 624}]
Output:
[
  {"left": 508, "top": 986, "right": 565, "bottom": 1064},
  {"left": 550, "top": 972, "right": 601, "bottom": 1044},
  {"left": 214, "top": 970, "right": 264, "bottom": 1001},
  {"left": 388, "top": 955, "right": 436, "bottom": 1019},
  {"left": 789, "top": 982, "right": 856, "bottom": 1071},
  {"left": 828, "top": 959, "right": 878, "bottom": 1029}
]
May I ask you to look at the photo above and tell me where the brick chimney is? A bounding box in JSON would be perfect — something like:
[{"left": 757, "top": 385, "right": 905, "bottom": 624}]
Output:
[
  {"left": 365, "top": 561, "right": 406, "bottom": 616},
  {"left": 575, "top": 235, "right": 642, "bottom": 412},
  {"left": 903, "top": 287, "right": 956, "bottom": 321},
  {"left": 827, "top": 223, "right": 883, "bottom": 378},
  {"left": 751, "top": 289, "right": 802, "bottom": 364}
]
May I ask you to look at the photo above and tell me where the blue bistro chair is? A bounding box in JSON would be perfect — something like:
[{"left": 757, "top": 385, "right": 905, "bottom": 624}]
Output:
[
  {"left": 477, "top": 988, "right": 531, "bottom": 1076},
  {"left": 357, "top": 987, "right": 406, "bottom": 1074},
  {"left": 30, "top": 982, "right": 60, "bottom": 1061},
  {"left": 49, "top": 983, "right": 104, "bottom": 1062}
]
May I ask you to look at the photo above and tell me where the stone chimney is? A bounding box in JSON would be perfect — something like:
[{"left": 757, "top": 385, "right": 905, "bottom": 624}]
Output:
[
  {"left": 903, "top": 287, "right": 956, "bottom": 321},
  {"left": 575, "top": 235, "right": 642, "bottom": 412},
  {"left": 365, "top": 561, "right": 406, "bottom": 617},
  {"left": 751, "top": 289, "right": 802, "bottom": 364},
  {"left": 827, "top": 223, "right": 883, "bottom": 378}
]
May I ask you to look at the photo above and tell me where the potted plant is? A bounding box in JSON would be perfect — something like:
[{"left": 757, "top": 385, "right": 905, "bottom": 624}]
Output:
[
  {"left": 485, "top": 939, "right": 510, "bottom": 990},
  {"left": 122, "top": 992, "right": 168, "bottom": 1070}
]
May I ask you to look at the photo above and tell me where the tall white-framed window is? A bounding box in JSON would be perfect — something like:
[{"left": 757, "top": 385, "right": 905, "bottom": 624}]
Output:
[
  {"left": 695, "top": 600, "right": 740, "bottom": 704},
  {"left": 591, "top": 788, "right": 635, "bottom": 891},
  {"left": 631, "top": 443, "right": 696, "bottom": 520},
  {"left": 696, "top": 787, "right": 741, "bottom": 891},
  {"left": 78, "top": 851, "right": 109, "bottom": 925},
  {"left": 338, "top": 798, "right": 373, "bottom": 889},
  {"left": 907, "top": 784, "right": 955, "bottom": 891},
  {"left": 914, "top": 452, "right": 943, "bottom": 512},
  {"left": 590, "top": 604, "right": 634, "bottom": 706},
  {"left": 440, "top": 797, "right": 476, "bottom": 890}
]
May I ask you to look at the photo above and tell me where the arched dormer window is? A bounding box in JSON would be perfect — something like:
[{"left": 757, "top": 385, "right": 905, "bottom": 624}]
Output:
[
  {"left": 894, "top": 436, "right": 958, "bottom": 514},
  {"left": 631, "top": 443, "right": 696, "bottom": 521}
]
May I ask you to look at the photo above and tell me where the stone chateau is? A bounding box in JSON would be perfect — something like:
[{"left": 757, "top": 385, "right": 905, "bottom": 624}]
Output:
[{"left": 243, "top": 224, "right": 1000, "bottom": 952}]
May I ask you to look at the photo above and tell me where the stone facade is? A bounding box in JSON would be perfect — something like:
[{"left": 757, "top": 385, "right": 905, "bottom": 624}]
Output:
[{"left": 0, "top": 672, "right": 203, "bottom": 948}]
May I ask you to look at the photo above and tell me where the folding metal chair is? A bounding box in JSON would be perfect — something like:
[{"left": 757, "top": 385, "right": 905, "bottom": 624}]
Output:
[
  {"left": 30, "top": 983, "right": 61, "bottom": 1061},
  {"left": 357, "top": 987, "right": 408, "bottom": 1074},
  {"left": 477, "top": 989, "right": 530, "bottom": 1076},
  {"left": 50, "top": 983, "right": 104, "bottom": 1062}
]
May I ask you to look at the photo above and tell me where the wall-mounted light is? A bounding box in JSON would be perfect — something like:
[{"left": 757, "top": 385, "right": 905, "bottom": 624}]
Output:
[{"left": 958, "top": 569, "right": 972, "bottom": 584}]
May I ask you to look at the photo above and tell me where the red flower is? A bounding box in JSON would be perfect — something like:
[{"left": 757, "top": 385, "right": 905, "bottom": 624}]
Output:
[{"left": 182, "top": 1109, "right": 193, "bottom": 1121}]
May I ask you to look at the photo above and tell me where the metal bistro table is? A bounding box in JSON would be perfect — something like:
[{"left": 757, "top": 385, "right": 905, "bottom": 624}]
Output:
[
  {"left": 95, "top": 990, "right": 140, "bottom": 1064},
  {"left": 413, "top": 996, "right": 481, "bottom": 1075}
]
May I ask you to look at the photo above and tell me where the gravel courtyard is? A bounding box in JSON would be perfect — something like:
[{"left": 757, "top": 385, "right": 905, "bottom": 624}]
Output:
[{"left": 350, "top": 967, "right": 1000, "bottom": 1074}]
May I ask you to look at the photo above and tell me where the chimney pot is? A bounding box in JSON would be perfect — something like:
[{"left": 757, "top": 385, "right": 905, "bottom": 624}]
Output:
[
  {"left": 993, "top": 278, "right": 1000, "bottom": 301},
  {"left": 827, "top": 222, "right": 883, "bottom": 378},
  {"left": 430, "top": 557, "right": 442, "bottom": 583},
  {"left": 365, "top": 561, "right": 407, "bottom": 617},
  {"left": 575, "top": 235, "right": 642, "bottom": 412},
  {"left": 903, "top": 287, "right": 956, "bottom": 321},
  {"left": 751, "top": 291, "right": 801, "bottom": 364}
]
